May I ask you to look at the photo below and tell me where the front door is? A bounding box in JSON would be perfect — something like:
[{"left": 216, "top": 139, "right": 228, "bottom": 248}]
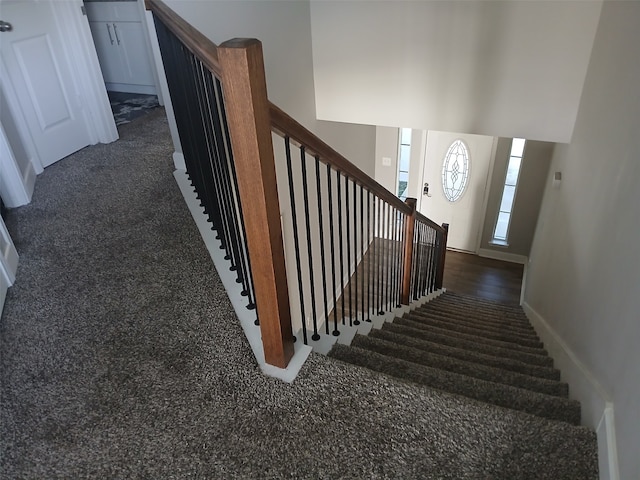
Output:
[
  {"left": 419, "top": 131, "right": 495, "bottom": 252},
  {"left": 0, "top": 0, "right": 93, "bottom": 167}
]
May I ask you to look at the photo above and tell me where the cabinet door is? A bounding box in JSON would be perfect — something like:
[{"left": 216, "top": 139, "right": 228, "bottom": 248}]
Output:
[
  {"left": 113, "top": 22, "right": 156, "bottom": 87},
  {"left": 88, "top": 21, "right": 124, "bottom": 84}
]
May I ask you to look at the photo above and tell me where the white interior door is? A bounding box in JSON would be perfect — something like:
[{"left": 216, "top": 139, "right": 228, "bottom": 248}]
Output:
[
  {"left": 0, "top": 213, "right": 18, "bottom": 316},
  {"left": 0, "top": 0, "right": 93, "bottom": 167},
  {"left": 419, "top": 131, "right": 495, "bottom": 252}
]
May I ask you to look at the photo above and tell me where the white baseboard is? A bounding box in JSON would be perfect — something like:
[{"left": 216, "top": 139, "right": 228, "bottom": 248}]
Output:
[
  {"left": 522, "top": 302, "right": 619, "bottom": 480},
  {"left": 0, "top": 270, "right": 8, "bottom": 318},
  {"left": 478, "top": 248, "right": 527, "bottom": 265},
  {"left": 174, "top": 169, "right": 311, "bottom": 383},
  {"left": 172, "top": 151, "right": 186, "bottom": 171},
  {"left": 22, "top": 160, "right": 36, "bottom": 201}
]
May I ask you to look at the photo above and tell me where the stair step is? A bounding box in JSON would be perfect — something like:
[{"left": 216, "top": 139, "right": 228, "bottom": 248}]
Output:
[
  {"left": 414, "top": 304, "right": 536, "bottom": 334},
  {"left": 437, "top": 292, "right": 530, "bottom": 318},
  {"left": 351, "top": 335, "right": 568, "bottom": 397},
  {"left": 424, "top": 299, "right": 533, "bottom": 326},
  {"left": 393, "top": 317, "right": 547, "bottom": 355},
  {"left": 404, "top": 312, "right": 542, "bottom": 348},
  {"left": 382, "top": 322, "right": 553, "bottom": 367},
  {"left": 329, "top": 344, "right": 581, "bottom": 425},
  {"left": 369, "top": 328, "right": 561, "bottom": 381}
]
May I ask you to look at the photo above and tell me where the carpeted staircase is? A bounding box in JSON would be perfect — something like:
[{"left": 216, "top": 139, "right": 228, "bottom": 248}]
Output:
[{"left": 329, "top": 291, "right": 582, "bottom": 426}]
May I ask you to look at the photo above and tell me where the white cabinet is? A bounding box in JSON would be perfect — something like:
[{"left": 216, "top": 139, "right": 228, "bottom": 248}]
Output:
[{"left": 86, "top": 1, "right": 157, "bottom": 95}]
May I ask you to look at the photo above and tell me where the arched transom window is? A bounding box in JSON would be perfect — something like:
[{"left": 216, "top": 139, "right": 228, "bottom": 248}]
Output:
[{"left": 441, "top": 140, "right": 470, "bottom": 202}]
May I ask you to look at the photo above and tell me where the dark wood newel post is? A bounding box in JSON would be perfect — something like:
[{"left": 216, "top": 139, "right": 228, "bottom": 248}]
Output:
[
  {"left": 435, "top": 223, "right": 449, "bottom": 289},
  {"left": 401, "top": 198, "right": 417, "bottom": 305},
  {"left": 218, "top": 38, "right": 294, "bottom": 369}
]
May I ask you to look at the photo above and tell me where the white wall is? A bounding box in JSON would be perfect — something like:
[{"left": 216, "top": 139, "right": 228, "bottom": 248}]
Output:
[
  {"left": 163, "top": 0, "right": 375, "bottom": 175},
  {"left": 310, "top": 0, "right": 602, "bottom": 143},
  {"left": 525, "top": 2, "right": 640, "bottom": 479}
]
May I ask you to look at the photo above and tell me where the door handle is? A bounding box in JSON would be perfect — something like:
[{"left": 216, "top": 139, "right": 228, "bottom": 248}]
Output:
[
  {"left": 113, "top": 24, "right": 121, "bottom": 45},
  {"left": 106, "top": 23, "right": 114, "bottom": 45},
  {"left": 423, "top": 182, "right": 432, "bottom": 197},
  {"left": 0, "top": 21, "right": 13, "bottom": 33}
]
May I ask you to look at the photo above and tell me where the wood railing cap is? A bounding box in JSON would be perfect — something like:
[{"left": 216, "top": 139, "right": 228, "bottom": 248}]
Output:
[
  {"left": 219, "top": 38, "right": 262, "bottom": 48},
  {"left": 269, "top": 103, "right": 412, "bottom": 215}
]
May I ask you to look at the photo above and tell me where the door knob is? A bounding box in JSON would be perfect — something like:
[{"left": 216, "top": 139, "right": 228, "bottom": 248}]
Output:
[{"left": 0, "top": 21, "right": 13, "bottom": 33}]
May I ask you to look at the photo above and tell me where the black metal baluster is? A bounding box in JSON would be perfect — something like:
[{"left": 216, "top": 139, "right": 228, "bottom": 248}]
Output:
[
  {"left": 365, "top": 190, "right": 372, "bottom": 322},
  {"left": 421, "top": 224, "right": 428, "bottom": 296},
  {"left": 337, "top": 171, "right": 346, "bottom": 326},
  {"left": 327, "top": 165, "right": 339, "bottom": 336},
  {"left": 213, "top": 76, "right": 257, "bottom": 310},
  {"left": 345, "top": 177, "right": 352, "bottom": 327},
  {"left": 315, "top": 157, "right": 330, "bottom": 336},
  {"left": 376, "top": 198, "right": 384, "bottom": 315},
  {"left": 203, "top": 70, "right": 243, "bottom": 287},
  {"left": 416, "top": 223, "right": 424, "bottom": 297},
  {"left": 395, "top": 209, "right": 401, "bottom": 307},
  {"left": 410, "top": 224, "right": 418, "bottom": 300},
  {"left": 300, "top": 147, "right": 320, "bottom": 341},
  {"left": 352, "top": 179, "right": 359, "bottom": 326},
  {"left": 284, "top": 137, "right": 308, "bottom": 344},
  {"left": 393, "top": 208, "right": 400, "bottom": 307},
  {"left": 360, "top": 185, "right": 365, "bottom": 321},
  {"left": 430, "top": 226, "right": 438, "bottom": 293},
  {"left": 385, "top": 202, "right": 392, "bottom": 312}
]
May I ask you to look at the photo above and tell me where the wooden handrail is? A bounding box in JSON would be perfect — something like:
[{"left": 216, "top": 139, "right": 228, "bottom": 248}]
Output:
[
  {"left": 146, "top": 0, "right": 222, "bottom": 78},
  {"left": 415, "top": 211, "right": 446, "bottom": 233},
  {"left": 269, "top": 103, "right": 412, "bottom": 216}
]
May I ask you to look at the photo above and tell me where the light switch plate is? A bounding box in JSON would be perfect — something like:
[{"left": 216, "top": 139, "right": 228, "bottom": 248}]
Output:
[{"left": 382, "top": 157, "right": 391, "bottom": 166}]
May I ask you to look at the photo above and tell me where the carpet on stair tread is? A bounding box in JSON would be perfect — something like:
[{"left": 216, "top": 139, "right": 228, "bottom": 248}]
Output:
[
  {"left": 403, "top": 312, "right": 543, "bottom": 348},
  {"left": 414, "top": 303, "right": 536, "bottom": 333},
  {"left": 329, "top": 343, "right": 581, "bottom": 425},
  {"left": 369, "top": 328, "right": 560, "bottom": 380},
  {"left": 350, "top": 334, "right": 569, "bottom": 397},
  {"left": 420, "top": 301, "right": 534, "bottom": 328},
  {"left": 382, "top": 322, "right": 554, "bottom": 368},
  {"left": 435, "top": 293, "right": 531, "bottom": 315},
  {"left": 393, "top": 317, "right": 548, "bottom": 356}
]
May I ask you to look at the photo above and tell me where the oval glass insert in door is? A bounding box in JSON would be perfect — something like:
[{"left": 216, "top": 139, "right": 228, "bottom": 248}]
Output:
[{"left": 441, "top": 139, "right": 470, "bottom": 202}]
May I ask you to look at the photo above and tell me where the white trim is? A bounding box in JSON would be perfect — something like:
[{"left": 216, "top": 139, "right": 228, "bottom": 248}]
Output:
[
  {"left": 522, "top": 302, "right": 619, "bottom": 480},
  {"left": 174, "top": 169, "right": 312, "bottom": 383},
  {"left": 50, "top": 1, "right": 118, "bottom": 145},
  {"left": 0, "top": 58, "right": 44, "bottom": 175},
  {"left": 172, "top": 152, "right": 186, "bottom": 171},
  {"left": 0, "top": 123, "right": 30, "bottom": 207},
  {"left": 474, "top": 136, "right": 498, "bottom": 253},
  {"left": 0, "top": 215, "right": 18, "bottom": 286},
  {"left": 478, "top": 247, "right": 527, "bottom": 265}
]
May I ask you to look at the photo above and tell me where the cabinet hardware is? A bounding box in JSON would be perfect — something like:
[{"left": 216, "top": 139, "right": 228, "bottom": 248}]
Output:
[{"left": 106, "top": 23, "right": 114, "bottom": 45}]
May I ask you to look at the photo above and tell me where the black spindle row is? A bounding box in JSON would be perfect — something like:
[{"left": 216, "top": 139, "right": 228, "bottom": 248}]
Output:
[
  {"left": 281, "top": 137, "right": 412, "bottom": 344},
  {"left": 411, "top": 220, "right": 441, "bottom": 299},
  {"left": 154, "top": 17, "right": 257, "bottom": 319}
]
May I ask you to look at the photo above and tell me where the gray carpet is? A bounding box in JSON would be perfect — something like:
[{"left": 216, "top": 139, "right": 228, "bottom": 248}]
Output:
[{"left": 1, "top": 109, "right": 598, "bottom": 479}]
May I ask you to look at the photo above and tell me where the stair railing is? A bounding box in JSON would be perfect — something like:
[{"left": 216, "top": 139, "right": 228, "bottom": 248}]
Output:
[{"left": 147, "top": 0, "right": 448, "bottom": 369}]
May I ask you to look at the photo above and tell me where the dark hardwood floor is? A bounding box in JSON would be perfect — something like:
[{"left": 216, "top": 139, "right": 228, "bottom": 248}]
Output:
[{"left": 443, "top": 250, "right": 524, "bottom": 305}]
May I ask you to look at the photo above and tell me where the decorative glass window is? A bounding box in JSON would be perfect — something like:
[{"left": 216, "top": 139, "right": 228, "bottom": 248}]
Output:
[
  {"left": 397, "top": 128, "right": 411, "bottom": 200},
  {"left": 441, "top": 139, "right": 470, "bottom": 202},
  {"left": 492, "top": 138, "right": 526, "bottom": 243}
]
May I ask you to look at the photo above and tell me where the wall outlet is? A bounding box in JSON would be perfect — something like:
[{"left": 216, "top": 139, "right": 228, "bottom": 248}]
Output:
[{"left": 382, "top": 156, "right": 391, "bottom": 166}]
